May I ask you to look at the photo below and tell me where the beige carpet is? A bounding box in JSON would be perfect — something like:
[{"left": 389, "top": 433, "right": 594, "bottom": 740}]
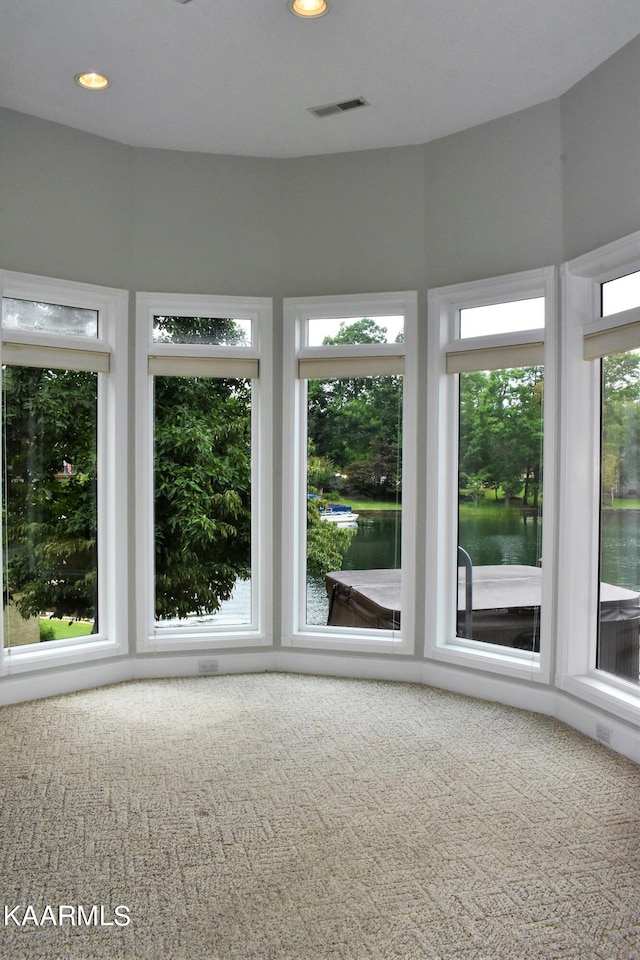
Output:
[{"left": 0, "top": 673, "right": 639, "bottom": 960}]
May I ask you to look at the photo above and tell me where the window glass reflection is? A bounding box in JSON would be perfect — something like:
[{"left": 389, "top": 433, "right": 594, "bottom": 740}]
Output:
[
  {"left": 599, "top": 350, "right": 640, "bottom": 683},
  {"left": 2, "top": 366, "right": 98, "bottom": 646},
  {"left": 457, "top": 366, "right": 544, "bottom": 650}
]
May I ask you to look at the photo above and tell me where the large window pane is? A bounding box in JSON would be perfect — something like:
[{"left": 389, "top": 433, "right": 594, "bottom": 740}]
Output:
[
  {"left": 457, "top": 365, "right": 544, "bottom": 649},
  {"left": 2, "top": 366, "right": 98, "bottom": 646},
  {"left": 153, "top": 375, "right": 252, "bottom": 628},
  {"left": 599, "top": 351, "right": 640, "bottom": 683},
  {"left": 306, "top": 372, "right": 403, "bottom": 628}
]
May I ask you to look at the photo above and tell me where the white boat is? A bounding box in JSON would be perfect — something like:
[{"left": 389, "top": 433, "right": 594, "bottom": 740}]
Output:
[{"left": 320, "top": 504, "right": 359, "bottom": 526}]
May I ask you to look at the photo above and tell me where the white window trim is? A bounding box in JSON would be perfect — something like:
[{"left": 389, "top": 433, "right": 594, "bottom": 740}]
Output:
[
  {"left": 558, "top": 231, "right": 640, "bottom": 724},
  {"left": 0, "top": 270, "right": 128, "bottom": 674},
  {"left": 135, "top": 292, "right": 272, "bottom": 652},
  {"left": 282, "top": 291, "right": 417, "bottom": 655},
  {"left": 426, "top": 266, "right": 556, "bottom": 683}
]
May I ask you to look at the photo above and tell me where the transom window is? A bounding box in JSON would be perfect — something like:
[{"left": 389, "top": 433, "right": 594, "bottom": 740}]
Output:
[
  {"left": 2, "top": 297, "right": 99, "bottom": 338},
  {"left": 152, "top": 314, "right": 252, "bottom": 346},
  {"left": 602, "top": 270, "right": 640, "bottom": 317},
  {"left": 459, "top": 297, "right": 545, "bottom": 338},
  {"left": 307, "top": 315, "right": 404, "bottom": 346}
]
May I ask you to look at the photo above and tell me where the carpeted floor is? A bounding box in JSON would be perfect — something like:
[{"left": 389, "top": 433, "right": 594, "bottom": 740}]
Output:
[{"left": 0, "top": 673, "right": 639, "bottom": 960}]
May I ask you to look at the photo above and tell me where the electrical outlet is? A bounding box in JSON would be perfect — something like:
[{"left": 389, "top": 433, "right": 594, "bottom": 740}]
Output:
[
  {"left": 596, "top": 723, "right": 611, "bottom": 744},
  {"left": 199, "top": 659, "right": 219, "bottom": 675}
]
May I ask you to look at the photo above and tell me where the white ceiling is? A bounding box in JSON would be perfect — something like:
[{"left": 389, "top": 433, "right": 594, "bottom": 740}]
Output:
[{"left": 0, "top": 0, "right": 638, "bottom": 159}]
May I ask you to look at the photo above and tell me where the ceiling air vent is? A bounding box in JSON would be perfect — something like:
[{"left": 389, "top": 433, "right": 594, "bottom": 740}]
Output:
[{"left": 309, "top": 97, "right": 369, "bottom": 119}]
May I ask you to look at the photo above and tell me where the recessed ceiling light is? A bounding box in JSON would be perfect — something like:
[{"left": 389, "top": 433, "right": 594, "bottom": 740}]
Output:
[
  {"left": 75, "top": 72, "right": 110, "bottom": 91},
  {"left": 289, "top": 0, "right": 328, "bottom": 18}
]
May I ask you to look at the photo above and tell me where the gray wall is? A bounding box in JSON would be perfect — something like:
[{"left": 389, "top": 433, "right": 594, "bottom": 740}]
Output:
[
  {"left": 561, "top": 36, "right": 640, "bottom": 262},
  {"left": 280, "top": 145, "right": 428, "bottom": 297},
  {"left": 422, "top": 101, "right": 563, "bottom": 288},
  {"left": 0, "top": 109, "right": 134, "bottom": 289},
  {"left": 2, "top": 33, "right": 638, "bottom": 298},
  {"left": 278, "top": 100, "right": 565, "bottom": 298},
  {"left": 130, "top": 149, "right": 282, "bottom": 297}
]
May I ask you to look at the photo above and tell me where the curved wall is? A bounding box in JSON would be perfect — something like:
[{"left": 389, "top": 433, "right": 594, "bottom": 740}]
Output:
[
  {"left": 561, "top": 35, "right": 640, "bottom": 261},
  {"left": 0, "top": 36, "right": 639, "bottom": 757},
  {"left": 0, "top": 101, "right": 566, "bottom": 296},
  {"left": 1, "top": 37, "right": 638, "bottom": 294}
]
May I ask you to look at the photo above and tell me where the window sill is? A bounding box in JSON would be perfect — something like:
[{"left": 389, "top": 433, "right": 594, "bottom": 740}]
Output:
[
  {"left": 139, "top": 630, "right": 273, "bottom": 653},
  {"left": 559, "top": 673, "right": 640, "bottom": 728},
  {"left": 2, "top": 635, "right": 122, "bottom": 675},
  {"left": 433, "top": 638, "right": 548, "bottom": 683},
  {"left": 282, "top": 628, "right": 413, "bottom": 656}
]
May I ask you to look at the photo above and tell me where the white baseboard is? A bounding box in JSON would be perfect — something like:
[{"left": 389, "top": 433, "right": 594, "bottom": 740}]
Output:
[
  {"left": 1, "top": 649, "right": 637, "bottom": 765},
  {"left": 133, "top": 651, "right": 274, "bottom": 679},
  {"left": 0, "top": 659, "right": 131, "bottom": 706}
]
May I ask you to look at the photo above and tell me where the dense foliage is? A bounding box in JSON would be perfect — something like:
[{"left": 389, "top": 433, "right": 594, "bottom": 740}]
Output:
[
  {"left": 151, "top": 315, "right": 253, "bottom": 620},
  {"left": 307, "top": 318, "right": 403, "bottom": 500},
  {"left": 153, "top": 373, "right": 251, "bottom": 619},
  {"left": 602, "top": 351, "right": 640, "bottom": 503},
  {"left": 3, "top": 366, "right": 99, "bottom": 622},
  {"left": 306, "top": 499, "right": 356, "bottom": 576},
  {"left": 3, "top": 316, "right": 254, "bottom": 626},
  {"left": 459, "top": 366, "right": 544, "bottom": 506}
]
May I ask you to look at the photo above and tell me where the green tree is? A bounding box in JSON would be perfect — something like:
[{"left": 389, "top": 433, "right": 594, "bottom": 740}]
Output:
[
  {"left": 306, "top": 499, "right": 356, "bottom": 576},
  {"left": 602, "top": 351, "right": 640, "bottom": 502},
  {"left": 459, "top": 366, "right": 544, "bottom": 506},
  {"left": 151, "top": 315, "right": 252, "bottom": 620},
  {"left": 153, "top": 373, "right": 251, "bottom": 620},
  {"left": 3, "top": 317, "right": 253, "bottom": 626},
  {"left": 307, "top": 318, "right": 403, "bottom": 497},
  {"left": 345, "top": 439, "right": 401, "bottom": 499},
  {"left": 306, "top": 441, "right": 339, "bottom": 494},
  {"left": 3, "top": 366, "right": 99, "bottom": 622}
]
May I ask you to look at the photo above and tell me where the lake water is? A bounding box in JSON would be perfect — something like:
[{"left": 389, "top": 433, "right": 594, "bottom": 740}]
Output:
[
  {"left": 458, "top": 509, "right": 542, "bottom": 567},
  {"left": 599, "top": 510, "right": 640, "bottom": 592},
  {"left": 307, "top": 512, "right": 401, "bottom": 624},
  {"left": 307, "top": 507, "right": 640, "bottom": 625},
  {"left": 178, "top": 507, "right": 640, "bottom": 627}
]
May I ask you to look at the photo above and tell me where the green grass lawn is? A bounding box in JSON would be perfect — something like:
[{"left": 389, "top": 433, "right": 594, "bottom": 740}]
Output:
[
  {"left": 327, "top": 497, "right": 401, "bottom": 511},
  {"left": 39, "top": 618, "right": 95, "bottom": 641},
  {"left": 458, "top": 499, "right": 527, "bottom": 518}
]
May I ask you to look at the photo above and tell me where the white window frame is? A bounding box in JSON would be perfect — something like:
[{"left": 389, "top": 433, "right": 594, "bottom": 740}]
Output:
[
  {"left": 426, "top": 267, "right": 556, "bottom": 682},
  {"left": 0, "top": 270, "right": 128, "bottom": 673},
  {"left": 282, "top": 291, "right": 417, "bottom": 655},
  {"left": 135, "top": 293, "right": 272, "bottom": 652},
  {"left": 559, "top": 232, "right": 640, "bottom": 724}
]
